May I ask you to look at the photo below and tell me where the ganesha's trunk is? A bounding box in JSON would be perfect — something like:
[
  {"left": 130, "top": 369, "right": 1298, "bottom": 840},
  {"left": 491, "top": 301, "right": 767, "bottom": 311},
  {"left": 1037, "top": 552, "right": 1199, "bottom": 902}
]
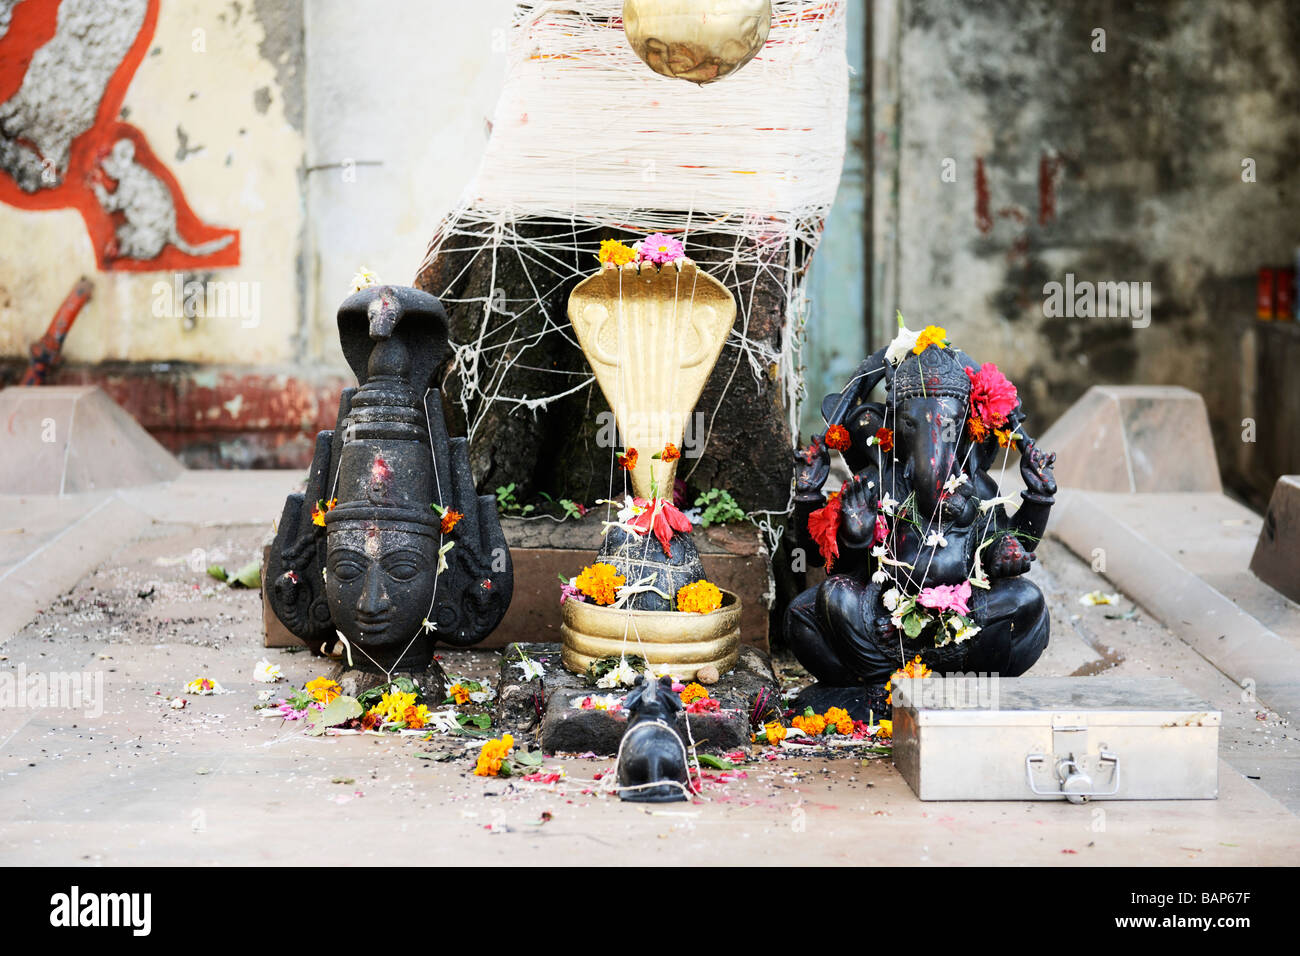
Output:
[{"left": 910, "top": 416, "right": 959, "bottom": 516}]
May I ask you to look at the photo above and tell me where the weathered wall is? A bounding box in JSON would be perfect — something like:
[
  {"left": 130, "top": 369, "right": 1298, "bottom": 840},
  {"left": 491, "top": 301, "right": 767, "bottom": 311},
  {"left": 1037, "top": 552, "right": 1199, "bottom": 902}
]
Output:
[
  {"left": 0, "top": 0, "right": 509, "bottom": 466},
  {"left": 876, "top": 0, "right": 1300, "bottom": 503},
  {"left": 0, "top": 0, "right": 302, "bottom": 364}
]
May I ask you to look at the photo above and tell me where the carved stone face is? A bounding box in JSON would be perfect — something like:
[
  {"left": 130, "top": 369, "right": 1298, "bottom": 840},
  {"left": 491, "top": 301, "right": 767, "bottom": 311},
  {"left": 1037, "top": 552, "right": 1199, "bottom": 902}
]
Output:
[
  {"left": 894, "top": 395, "right": 967, "bottom": 516},
  {"left": 325, "top": 522, "right": 438, "bottom": 650}
]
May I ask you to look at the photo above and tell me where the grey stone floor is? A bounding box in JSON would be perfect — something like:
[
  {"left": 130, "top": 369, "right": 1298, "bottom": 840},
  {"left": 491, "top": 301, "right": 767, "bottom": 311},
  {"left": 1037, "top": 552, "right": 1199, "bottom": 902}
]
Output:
[{"left": 0, "top": 510, "right": 1297, "bottom": 865}]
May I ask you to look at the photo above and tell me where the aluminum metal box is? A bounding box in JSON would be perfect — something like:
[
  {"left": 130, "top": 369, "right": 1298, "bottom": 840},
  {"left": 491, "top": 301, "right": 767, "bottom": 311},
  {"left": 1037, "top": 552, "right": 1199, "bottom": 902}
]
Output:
[{"left": 891, "top": 677, "right": 1220, "bottom": 801}]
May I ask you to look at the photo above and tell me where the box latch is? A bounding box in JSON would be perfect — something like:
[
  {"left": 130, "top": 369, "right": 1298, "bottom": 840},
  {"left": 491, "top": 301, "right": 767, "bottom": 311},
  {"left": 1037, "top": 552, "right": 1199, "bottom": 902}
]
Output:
[{"left": 1025, "top": 716, "right": 1121, "bottom": 803}]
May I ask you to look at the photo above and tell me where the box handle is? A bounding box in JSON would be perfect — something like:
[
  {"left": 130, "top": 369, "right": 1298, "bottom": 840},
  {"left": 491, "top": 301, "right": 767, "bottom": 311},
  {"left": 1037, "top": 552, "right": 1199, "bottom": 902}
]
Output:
[{"left": 1025, "top": 750, "right": 1121, "bottom": 803}]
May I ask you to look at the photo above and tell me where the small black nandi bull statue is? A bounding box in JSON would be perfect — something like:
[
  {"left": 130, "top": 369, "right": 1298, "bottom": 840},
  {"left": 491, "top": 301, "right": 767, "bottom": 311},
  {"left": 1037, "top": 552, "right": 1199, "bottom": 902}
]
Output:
[{"left": 617, "top": 674, "right": 691, "bottom": 802}]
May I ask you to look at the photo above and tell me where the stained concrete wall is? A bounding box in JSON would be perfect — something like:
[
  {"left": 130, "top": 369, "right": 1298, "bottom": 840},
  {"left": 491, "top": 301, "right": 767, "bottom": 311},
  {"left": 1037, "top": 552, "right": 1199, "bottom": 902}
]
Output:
[
  {"left": 0, "top": 0, "right": 510, "bottom": 466},
  {"left": 874, "top": 0, "right": 1300, "bottom": 504},
  {"left": 0, "top": 0, "right": 303, "bottom": 365}
]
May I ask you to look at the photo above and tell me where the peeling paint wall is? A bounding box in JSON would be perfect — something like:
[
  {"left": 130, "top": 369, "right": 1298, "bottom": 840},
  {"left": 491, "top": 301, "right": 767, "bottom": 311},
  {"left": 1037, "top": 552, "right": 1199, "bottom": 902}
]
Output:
[
  {"left": 0, "top": 1, "right": 511, "bottom": 466},
  {"left": 0, "top": 0, "right": 301, "bottom": 364},
  {"left": 881, "top": 0, "right": 1300, "bottom": 501}
]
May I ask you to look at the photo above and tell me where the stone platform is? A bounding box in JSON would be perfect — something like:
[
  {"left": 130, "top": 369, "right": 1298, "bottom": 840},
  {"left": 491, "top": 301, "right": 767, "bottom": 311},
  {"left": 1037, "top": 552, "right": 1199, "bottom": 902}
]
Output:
[{"left": 494, "top": 642, "right": 779, "bottom": 755}]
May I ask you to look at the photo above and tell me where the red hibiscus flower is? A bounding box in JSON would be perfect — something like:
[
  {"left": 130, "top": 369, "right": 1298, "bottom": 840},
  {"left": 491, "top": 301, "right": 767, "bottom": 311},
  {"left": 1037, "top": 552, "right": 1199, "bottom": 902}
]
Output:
[
  {"left": 807, "top": 491, "right": 843, "bottom": 570},
  {"left": 627, "top": 497, "right": 693, "bottom": 556},
  {"left": 966, "top": 363, "right": 1018, "bottom": 428}
]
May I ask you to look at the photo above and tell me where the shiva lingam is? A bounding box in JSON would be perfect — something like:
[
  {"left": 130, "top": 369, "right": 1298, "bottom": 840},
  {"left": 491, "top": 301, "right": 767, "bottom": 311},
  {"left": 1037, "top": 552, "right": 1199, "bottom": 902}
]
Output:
[
  {"left": 560, "top": 238, "right": 742, "bottom": 680},
  {"left": 786, "top": 320, "right": 1057, "bottom": 714},
  {"left": 265, "top": 285, "right": 513, "bottom": 691}
]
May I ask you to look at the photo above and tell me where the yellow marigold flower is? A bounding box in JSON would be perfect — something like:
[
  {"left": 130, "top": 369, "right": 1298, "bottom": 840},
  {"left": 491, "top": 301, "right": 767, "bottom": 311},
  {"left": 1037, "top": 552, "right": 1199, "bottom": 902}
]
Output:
[
  {"left": 375, "top": 689, "right": 417, "bottom": 723},
  {"left": 680, "top": 682, "right": 709, "bottom": 705},
  {"left": 912, "top": 324, "right": 947, "bottom": 354},
  {"left": 792, "top": 713, "right": 827, "bottom": 736},
  {"left": 575, "top": 562, "right": 625, "bottom": 606},
  {"left": 876, "top": 719, "right": 893, "bottom": 739},
  {"left": 885, "top": 654, "right": 932, "bottom": 705},
  {"left": 824, "top": 706, "right": 854, "bottom": 735},
  {"left": 449, "top": 683, "right": 471, "bottom": 706},
  {"left": 305, "top": 676, "right": 341, "bottom": 704},
  {"left": 765, "top": 721, "right": 787, "bottom": 746},
  {"left": 403, "top": 704, "right": 432, "bottom": 730},
  {"left": 994, "top": 426, "right": 1018, "bottom": 448},
  {"left": 474, "top": 733, "right": 515, "bottom": 776},
  {"left": 676, "top": 579, "right": 722, "bottom": 614},
  {"left": 597, "top": 239, "right": 637, "bottom": 267}
]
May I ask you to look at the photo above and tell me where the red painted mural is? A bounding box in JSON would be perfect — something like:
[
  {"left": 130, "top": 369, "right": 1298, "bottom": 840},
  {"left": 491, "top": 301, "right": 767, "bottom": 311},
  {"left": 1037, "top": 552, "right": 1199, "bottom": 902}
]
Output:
[{"left": 0, "top": 0, "right": 238, "bottom": 271}]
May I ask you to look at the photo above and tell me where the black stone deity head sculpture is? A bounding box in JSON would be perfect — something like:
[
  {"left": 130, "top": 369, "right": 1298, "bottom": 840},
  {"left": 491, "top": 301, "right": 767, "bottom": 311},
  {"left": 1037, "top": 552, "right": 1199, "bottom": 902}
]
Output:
[{"left": 266, "top": 285, "right": 513, "bottom": 674}]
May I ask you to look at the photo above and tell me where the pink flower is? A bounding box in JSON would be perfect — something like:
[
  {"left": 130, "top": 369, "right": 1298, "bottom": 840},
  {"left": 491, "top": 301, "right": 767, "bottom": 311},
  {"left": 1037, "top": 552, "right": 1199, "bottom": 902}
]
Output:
[
  {"left": 917, "top": 580, "right": 972, "bottom": 616},
  {"left": 636, "top": 233, "right": 685, "bottom": 265},
  {"left": 872, "top": 514, "right": 889, "bottom": 546},
  {"left": 965, "top": 363, "right": 1018, "bottom": 428}
]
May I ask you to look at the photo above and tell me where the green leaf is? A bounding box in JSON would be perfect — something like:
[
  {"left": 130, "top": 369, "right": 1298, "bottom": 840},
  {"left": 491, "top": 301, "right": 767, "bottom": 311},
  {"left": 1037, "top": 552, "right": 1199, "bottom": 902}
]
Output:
[
  {"left": 230, "top": 559, "right": 262, "bottom": 589},
  {"left": 456, "top": 713, "right": 491, "bottom": 730},
  {"left": 513, "top": 749, "right": 544, "bottom": 768},
  {"left": 903, "top": 612, "right": 926, "bottom": 639},
  {"left": 304, "top": 695, "right": 363, "bottom": 736},
  {"left": 698, "top": 754, "right": 735, "bottom": 770},
  {"left": 206, "top": 564, "right": 228, "bottom": 582}
]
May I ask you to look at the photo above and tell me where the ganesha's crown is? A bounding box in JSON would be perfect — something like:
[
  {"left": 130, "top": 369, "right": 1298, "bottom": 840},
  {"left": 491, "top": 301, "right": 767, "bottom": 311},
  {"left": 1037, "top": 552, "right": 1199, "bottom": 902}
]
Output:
[{"left": 891, "top": 346, "right": 971, "bottom": 402}]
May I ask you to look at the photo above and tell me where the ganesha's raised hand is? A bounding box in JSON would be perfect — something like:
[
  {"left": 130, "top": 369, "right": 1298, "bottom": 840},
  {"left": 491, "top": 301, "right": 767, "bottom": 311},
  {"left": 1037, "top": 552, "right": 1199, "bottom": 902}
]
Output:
[
  {"left": 1019, "top": 438, "right": 1057, "bottom": 498},
  {"left": 794, "top": 437, "right": 831, "bottom": 497}
]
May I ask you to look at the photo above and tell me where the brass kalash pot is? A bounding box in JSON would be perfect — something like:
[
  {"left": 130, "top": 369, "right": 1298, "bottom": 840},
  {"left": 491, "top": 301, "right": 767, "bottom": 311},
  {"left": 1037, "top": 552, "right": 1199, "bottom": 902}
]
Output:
[{"left": 561, "top": 255, "right": 743, "bottom": 680}]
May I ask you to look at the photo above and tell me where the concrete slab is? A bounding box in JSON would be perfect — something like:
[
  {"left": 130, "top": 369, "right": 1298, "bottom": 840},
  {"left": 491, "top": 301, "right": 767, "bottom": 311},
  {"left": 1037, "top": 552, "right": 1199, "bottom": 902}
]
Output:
[
  {"left": 0, "top": 386, "right": 182, "bottom": 495},
  {"left": 0, "top": 517, "right": 1296, "bottom": 865},
  {"left": 1038, "top": 385, "right": 1221, "bottom": 493},
  {"left": 1052, "top": 490, "right": 1300, "bottom": 725},
  {"left": 1251, "top": 475, "right": 1300, "bottom": 604}
]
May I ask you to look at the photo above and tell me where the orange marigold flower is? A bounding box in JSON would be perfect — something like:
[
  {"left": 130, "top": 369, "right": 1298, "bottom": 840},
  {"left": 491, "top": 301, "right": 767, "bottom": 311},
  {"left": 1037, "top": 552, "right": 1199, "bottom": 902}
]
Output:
[
  {"left": 618, "top": 448, "right": 638, "bottom": 471},
  {"left": 305, "top": 676, "right": 341, "bottom": 704},
  {"left": 824, "top": 706, "right": 854, "bottom": 735},
  {"left": 360, "top": 709, "right": 382, "bottom": 731},
  {"left": 403, "top": 704, "right": 431, "bottom": 730},
  {"left": 885, "top": 655, "right": 932, "bottom": 705},
  {"left": 310, "top": 498, "right": 337, "bottom": 527},
  {"left": 597, "top": 239, "right": 637, "bottom": 267},
  {"left": 824, "top": 424, "right": 851, "bottom": 451},
  {"left": 449, "top": 683, "right": 471, "bottom": 706},
  {"left": 440, "top": 509, "right": 463, "bottom": 534},
  {"left": 676, "top": 579, "right": 723, "bottom": 614},
  {"left": 765, "top": 721, "right": 787, "bottom": 746},
  {"left": 792, "top": 713, "right": 827, "bottom": 736},
  {"left": 474, "top": 733, "right": 514, "bottom": 777},
  {"left": 967, "top": 417, "right": 989, "bottom": 443},
  {"left": 874, "top": 427, "right": 894, "bottom": 452},
  {"left": 575, "top": 562, "right": 625, "bottom": 606},
  {"left": 680, "top": 682, "right": 709, "bottom": 705},
  {"left": 658, "top": 442, "right": 681, "bottom": 462},
  {"left": 912, "top": 324, "right": 948, "bottom": 354}
]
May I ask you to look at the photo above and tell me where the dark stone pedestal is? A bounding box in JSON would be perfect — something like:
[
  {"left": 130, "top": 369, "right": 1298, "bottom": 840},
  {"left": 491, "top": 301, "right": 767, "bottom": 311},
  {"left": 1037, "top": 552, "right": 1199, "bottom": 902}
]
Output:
[
  {"left": 327, "top": 658, "right": 449, "bottom": 704},
  {"left": 793, "top": 682, "right": 891, "bottom": 724},
  {"left": 495, "top": 643, "right": 779, "bottom": 755}
]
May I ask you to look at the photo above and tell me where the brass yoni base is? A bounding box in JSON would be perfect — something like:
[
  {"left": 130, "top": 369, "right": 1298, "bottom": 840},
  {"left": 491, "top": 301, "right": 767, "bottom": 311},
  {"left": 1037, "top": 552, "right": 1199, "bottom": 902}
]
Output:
[{"left": 561, "top": 589, "right": 742, "bottom": 681}]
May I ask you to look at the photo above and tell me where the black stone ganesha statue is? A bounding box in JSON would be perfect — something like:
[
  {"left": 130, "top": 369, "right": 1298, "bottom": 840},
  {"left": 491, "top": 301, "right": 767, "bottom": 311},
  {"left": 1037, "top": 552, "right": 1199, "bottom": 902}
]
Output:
[
  {"left": 785, "top": 327, "right": 1057, "bottom": 716},
  {"left": 265, "top": 285, "right": 513, "bottom": 675}
]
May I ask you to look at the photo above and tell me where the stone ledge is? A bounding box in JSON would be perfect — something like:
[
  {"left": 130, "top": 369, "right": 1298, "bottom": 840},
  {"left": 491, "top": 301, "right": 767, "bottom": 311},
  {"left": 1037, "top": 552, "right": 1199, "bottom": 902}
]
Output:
[{"left": 1051, "top": 489, "right": 1300, "bottom": 722}]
